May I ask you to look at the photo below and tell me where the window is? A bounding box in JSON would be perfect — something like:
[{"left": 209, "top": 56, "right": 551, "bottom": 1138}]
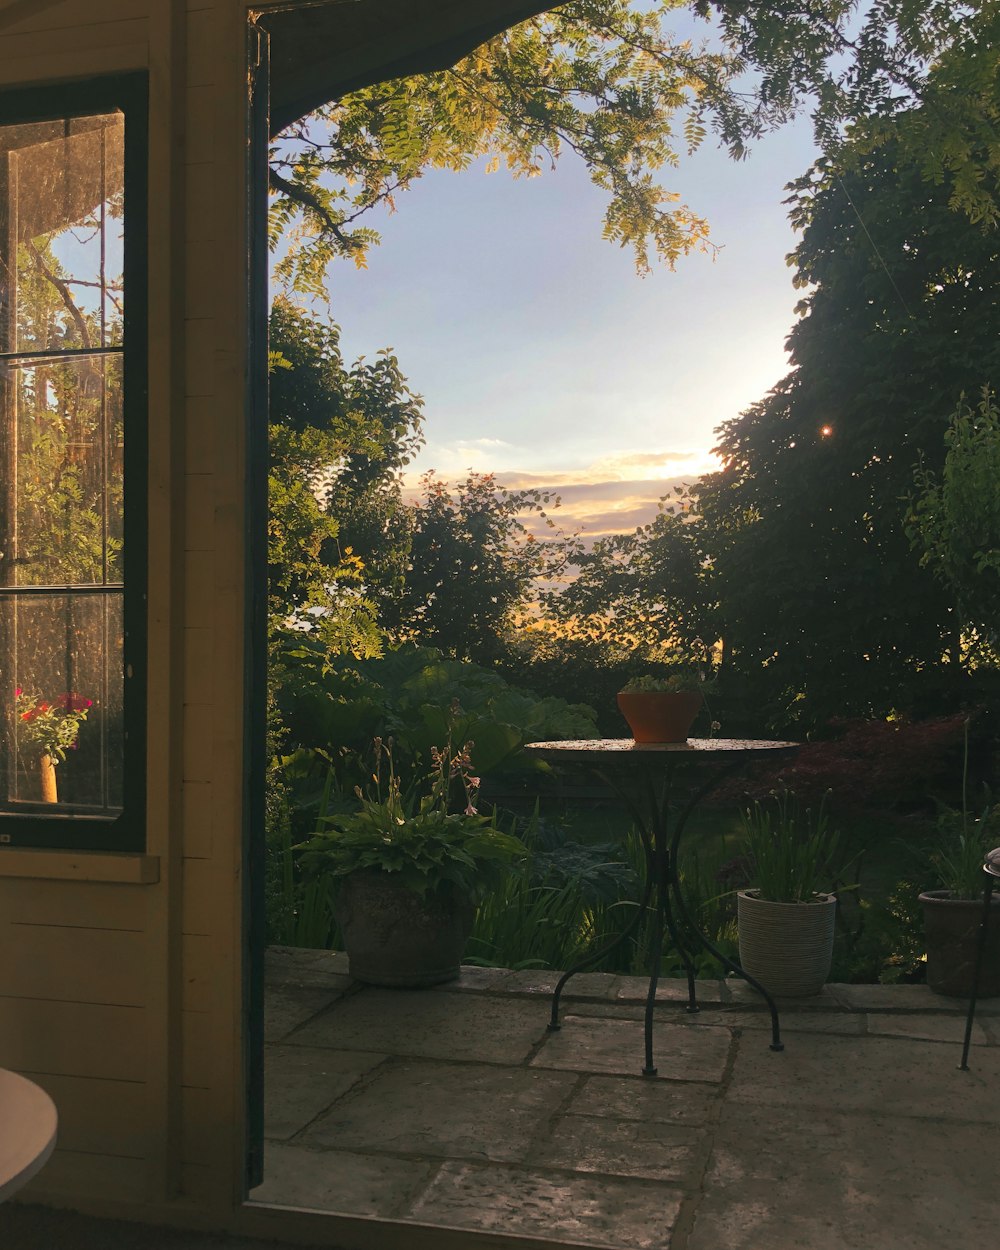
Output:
[{"left": 0, "top": 78, "right": 146, "bottom": 851}]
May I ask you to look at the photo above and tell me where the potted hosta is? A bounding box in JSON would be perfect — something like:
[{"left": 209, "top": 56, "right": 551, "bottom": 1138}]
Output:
[
  {"left": 14, "top": 686, "right": 92, "bottom": 803},
  {"left": 301, "top": 740, "right": 525, "bottom": 987},
  {"left": 919, "top": 797, "right": 1000, "bottom": 998},
  {"left": 617, "top": 668, "right": 714, "bottom": 744},
  {"left": 737, "top": 791, "right": 841, "bottom": 998}
]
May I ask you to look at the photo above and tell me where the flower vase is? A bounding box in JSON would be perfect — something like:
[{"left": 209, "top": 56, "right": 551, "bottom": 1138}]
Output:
[{"left": 38, "top": 754, "right": 58, "bottom": 804}]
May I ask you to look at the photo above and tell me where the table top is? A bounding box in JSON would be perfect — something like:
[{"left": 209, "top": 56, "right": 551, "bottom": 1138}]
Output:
[
  {"left": 526, "top": 737, "right": 799, "bottom": 762},
  {"left": 0, "top": 1069, "right": 58, "bottom": 1202}
]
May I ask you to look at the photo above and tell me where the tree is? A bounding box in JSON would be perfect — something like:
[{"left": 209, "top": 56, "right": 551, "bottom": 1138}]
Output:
[
  {"left": 267, "top": 298, "right": 423, "bottom": 653},
  {"left": 269, "top": 1, "right": 1000, "bottom": 292},
  {"left": 542, "top": 486, "right": 716, "bottom": 657},
  {"left": 907, "top": 387, "right": 1000, "bottom": 662},
  {"left": 385, "top": 471, "right": 570, "bottom": 664},
  {"left": 692, "top": 117, "right": 1000, "bottom": 729}
]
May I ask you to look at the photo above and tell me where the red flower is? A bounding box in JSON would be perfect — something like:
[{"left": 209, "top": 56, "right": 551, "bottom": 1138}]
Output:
[
  {"left": 21, "top": 702, "right": 50, "bottom": 722},
  {"left": 56, "top": 692, "right": 93, "bottom": 712}
]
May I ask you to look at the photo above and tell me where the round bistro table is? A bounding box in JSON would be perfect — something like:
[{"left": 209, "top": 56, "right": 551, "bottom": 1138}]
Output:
[
  {"left": 0, "top": 1069, "right": 58, "bottom": 1201},
  {"left": 525, "top": 738, "right": 799, "bottom": 1076}
]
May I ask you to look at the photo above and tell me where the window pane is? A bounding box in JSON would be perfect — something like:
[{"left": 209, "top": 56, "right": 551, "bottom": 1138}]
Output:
[
  {"left": 1, "top": 353, "right": 123, "bottom": 586},
  {"left": 0, "top": 113, "right": 124, "bottom": 353},
  {"left": 1, "top": 591, "right": 123, "bottom": 814}
]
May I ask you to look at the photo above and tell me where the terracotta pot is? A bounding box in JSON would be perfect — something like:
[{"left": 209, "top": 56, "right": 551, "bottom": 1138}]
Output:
[
  {"left": 38, "top": 754, "right": 58, "bottom": 804},
  {"left": 616, "top": 690, "right": 702, "bottom": 743},
  {"left": 919, "top": 890, "right": 1000, "bottom": 998},
  {"left": 737, "top": 889, "right": 837, "bottom": 997},
  {"left": 335, "top": 871, "right": 475, "bottom": 988}
]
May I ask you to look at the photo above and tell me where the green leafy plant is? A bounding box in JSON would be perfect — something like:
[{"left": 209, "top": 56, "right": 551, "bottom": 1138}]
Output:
[
  {"left": 620, "top": 668, "right": 715, "bottom": 695},
  {"left": 926, "top": 719, "right": 998, "bottom": 900},
  {"left": 300, "top": 738, "right": 526, "bottom": 903},
  {"left": 741, "top": 790, "right": 841, "bottom": 904},
  {"left": 14, "top": 687, "right": 92, "bottom": 761}
]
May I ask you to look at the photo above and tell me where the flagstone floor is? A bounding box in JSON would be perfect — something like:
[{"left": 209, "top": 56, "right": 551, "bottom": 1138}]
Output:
[{"left": 250, "top": 945, "right": 1000, "bottom": 1249}]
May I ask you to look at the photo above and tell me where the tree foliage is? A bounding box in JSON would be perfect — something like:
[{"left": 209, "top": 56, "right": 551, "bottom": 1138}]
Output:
[
  {"left": 385, "top": 471, "right": 570, "bottom": 665},
  {"left": 692, "top": 116, "right": 1000, "bottom": 728},
  {"left": 270, "top": 1, "right": 1000, "bottom": 292},
  {"left": 907, "top": 387, "right": 1000, "bottom": 659},
  {"left": 267, "top": 298, "right": 423, "bottom": 653}
]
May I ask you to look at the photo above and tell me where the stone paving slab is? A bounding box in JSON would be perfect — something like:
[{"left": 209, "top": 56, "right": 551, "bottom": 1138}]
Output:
[
  {"left": 531, "top": 1014, "right": 732, "bottom": 1082},
  {"left": 727, "top": 1030, "right": 1000, "bottom": 1121},
  {"left": 499, "top": 970, "right": 624, "bottom": 1000},
  {"left": 530, "top": 1114, "right": 705, "bottom": 1183},
  {"left": 723, "top": 979, "right": 842, "bottom": 1009},
  {"left": 615, "top": 977, "right": 725, "bottom": 1006},
  {"left": 687, "top": 1102, "right": 1000, "bottom": 1250},
  {"left": 298, "top": 1057, "right": 578, "bottom": 1163},
  {"left": 564, "top": 1073, "right": 718, "bottom": 1127},
  {"left": 264, "top": 948, "right": 353, "bottom": 994},
  {"left": 828, "top": 982, "right": 1000, "bottom": 1013},
  {"left": 250, "top": 1142, "right": 436, "bottom": 1218},
  {"left": 263, "top": 985, "right": 344, "bottom": 1043},
  {"left": 862, "top": 1011, "right": 988, "bottom": 1047},
  {"left": 290, "top": 987, "right": 549, "bottom": 1063},
  {"left": 405, "top": 1160, "right": 683, "bottom": 1249},
  {"left": 263, "top": 1044, "right": 386, "bottom": 1140},
  {"left": 671, "top": 1008, "right": 865, "bottom": 1036}
]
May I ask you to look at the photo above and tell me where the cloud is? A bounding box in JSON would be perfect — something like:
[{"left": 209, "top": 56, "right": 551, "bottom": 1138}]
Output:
[{"left": 401, "top": 448, "right": 719, "bottom": 539}]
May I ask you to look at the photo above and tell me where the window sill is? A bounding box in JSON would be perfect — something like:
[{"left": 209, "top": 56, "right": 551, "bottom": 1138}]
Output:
[{"left": 0, "top": 849, "right": 159, "bottom": 883}]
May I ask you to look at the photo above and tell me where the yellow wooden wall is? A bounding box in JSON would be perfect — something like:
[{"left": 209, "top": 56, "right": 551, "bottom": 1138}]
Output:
[{"left": 0, "top": 0, "right": 252, "bottom": 1222}]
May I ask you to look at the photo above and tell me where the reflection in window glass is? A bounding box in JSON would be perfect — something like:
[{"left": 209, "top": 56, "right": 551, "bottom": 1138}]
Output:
[{"left": 0, "top": 109, "right": 125, "bottom": 821}]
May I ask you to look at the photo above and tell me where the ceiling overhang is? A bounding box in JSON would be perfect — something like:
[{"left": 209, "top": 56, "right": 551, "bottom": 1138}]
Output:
[{"left": 260, "top": 0, "right": 555, "bottom": 136}]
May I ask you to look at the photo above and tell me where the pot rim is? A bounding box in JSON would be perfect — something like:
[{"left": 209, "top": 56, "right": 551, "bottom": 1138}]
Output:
[
  {"left": 919, "top": 888, "right": 1000, "bottom": 907},
  {"left": 738, "top": 888, "right": 837, "bottom": 906}
]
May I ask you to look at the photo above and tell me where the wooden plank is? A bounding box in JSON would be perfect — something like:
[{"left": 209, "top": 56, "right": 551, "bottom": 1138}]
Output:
[
  {"left": 182, "top": 702, "right": 214, "bottom": 784},
  {"left": 184, "top": 237, "right": 218, "bottom": 320},
  {"left": 182, "top": 781, "right": 214, "bottom": 859},
  {"left": 185, "top": 627, "right": 214, "bottom": 702},
  {"left": 0, "top": 849, "right": 159, "bottom": 884},
  {"left": 181, "top": 1009, "right": 213, "bottom": 1089},
  {"left": 180, "top": 1085, "right": 229, "bottom": 1166},
  {"left": 0, "top": 878, "right": 148, "bottom": 929},
  {"left": 182, "top": 856, "right": 216, "bottom": 936},
  {"left": 0, "top": 18, "right": 147, "bottom": 59},
  {"left": 1, "top": 925, "right": 147, "bottom": 1006},
  {"left": 183, "top": 545, "right": 215, "bottom": 616},
  {"left": 185, "top": 7, "right": 215, "bottom": 88},
  {"left": 185, "top": 162, "right": 216, "bottom": 244},
  {"left": 20, "top": 1149, "right": 149, "bottom": 1206},
  {"left": 15, "top": 1071, "right": 147, "bottom": 1158},
  {"left": 181, "top": 933, "right": 214, "bottom": 1013},
  {"left": 0, "top": 999, "right": 145, "bottom": 1081},
  {"left": 184, "top": 471, "right": 214, "bottom": 544},
  {"left": 184, "top": 320, "right": 215, "bottom": 397},
  {"left": 185, "top": 85, "right": 215, "bottom": 164},
  {"left": 0, "top": 2, "right": 146, "bottom": 36}
]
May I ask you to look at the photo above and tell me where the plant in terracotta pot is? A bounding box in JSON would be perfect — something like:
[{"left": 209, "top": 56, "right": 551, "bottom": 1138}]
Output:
[
  {"left": 919, "top": 795, "right": 1000, "bottom": 998},
  {"left": 736, "top": 791, "right": 843, "bottom": 998},
  {"left": 617, "top": 667, "right": 715, "bottom": 743},
  {"left": 301, "top": 739, "right": 526, "bottom": 987},
  {"left": 14, "top": 686, "right": 92, "bottom": 803}
]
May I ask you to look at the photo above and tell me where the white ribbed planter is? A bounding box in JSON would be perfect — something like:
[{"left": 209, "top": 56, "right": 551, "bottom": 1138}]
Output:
[{"left": 737, "top": 890, "right": 837, "bottom": 998}]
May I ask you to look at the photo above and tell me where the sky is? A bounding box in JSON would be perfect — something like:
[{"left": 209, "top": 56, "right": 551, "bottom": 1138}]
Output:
[{"left": 293, "top": 42, "right": 821, "bottom": 541}]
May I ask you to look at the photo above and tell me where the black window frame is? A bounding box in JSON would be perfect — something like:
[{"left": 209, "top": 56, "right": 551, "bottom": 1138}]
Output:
[{"left": 0, "top": 73, "right": 147, "bottom": 852}]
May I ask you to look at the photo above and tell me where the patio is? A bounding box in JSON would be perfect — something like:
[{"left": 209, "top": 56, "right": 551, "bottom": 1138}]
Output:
[{"left": 250, "top": 945, "right": 1000, "bottom": 1249}]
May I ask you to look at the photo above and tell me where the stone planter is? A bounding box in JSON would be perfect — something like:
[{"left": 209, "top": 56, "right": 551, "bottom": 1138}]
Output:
[
  {"left": 616, "top": 691, "right": 702, "bottom": 743},
  {"left": 737, "top": 889, "right": 837, "bottom": 997},
  {"left": 335, "top": 871, "right": 475, "bottom": 988},
  {"left": 919, "top": 890, "right": 1000, "bottom": 998}
]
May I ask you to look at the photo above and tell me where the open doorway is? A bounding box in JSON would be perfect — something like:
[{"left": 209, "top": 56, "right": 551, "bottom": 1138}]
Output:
[{"left": 242, "top": 3, "right": 1000, "bottom": 1245}]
